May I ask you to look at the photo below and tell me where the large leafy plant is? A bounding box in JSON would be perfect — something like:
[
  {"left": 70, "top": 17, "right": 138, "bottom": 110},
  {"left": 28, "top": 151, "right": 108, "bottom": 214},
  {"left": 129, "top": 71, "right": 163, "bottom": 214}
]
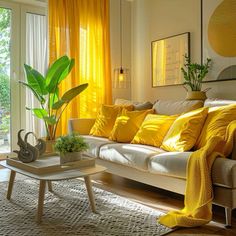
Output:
[
  {"left": 20, "top": 55, "right": 88, "bottom": 140},
  {"left": 181, "top": 54, "right": 211, "bottom": 91}
]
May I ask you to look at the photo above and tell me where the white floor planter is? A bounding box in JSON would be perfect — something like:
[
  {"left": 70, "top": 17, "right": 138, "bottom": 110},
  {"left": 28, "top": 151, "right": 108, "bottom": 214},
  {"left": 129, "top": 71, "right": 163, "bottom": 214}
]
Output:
[{"left": 60, "top": 152, "right": 82, "bottom": 164}]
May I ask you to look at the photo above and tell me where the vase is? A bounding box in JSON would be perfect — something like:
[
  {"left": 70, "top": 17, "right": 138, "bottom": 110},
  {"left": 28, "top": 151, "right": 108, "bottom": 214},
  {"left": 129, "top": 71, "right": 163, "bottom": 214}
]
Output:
[
  {"left": 44, "top": 139, "right": 56, "bottom": 153},
  {"left": 60, "top": 152, "right": 82, "bottom": 164},
  {"left": 186, "top": 91, "right": 207, "bottom": 100}
]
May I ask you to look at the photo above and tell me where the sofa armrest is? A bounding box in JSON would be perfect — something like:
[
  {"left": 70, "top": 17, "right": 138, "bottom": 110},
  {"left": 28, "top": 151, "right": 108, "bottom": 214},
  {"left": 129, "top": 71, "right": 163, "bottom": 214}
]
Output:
[
  {"left": 68, "top": 118, "right": 95, "bottom": 135},
  {"left": 212, "top": 158, "right": 236, "bottom": 188},
  {"left": 231, "top": 128, "right": 236, "bottom": 160}
]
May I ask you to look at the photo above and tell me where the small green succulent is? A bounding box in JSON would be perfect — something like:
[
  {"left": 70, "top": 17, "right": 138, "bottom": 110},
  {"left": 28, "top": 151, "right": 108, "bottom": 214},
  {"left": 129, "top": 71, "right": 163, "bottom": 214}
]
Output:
[{"left": 54, "top": 133, "right": 89, "bottom": 154}]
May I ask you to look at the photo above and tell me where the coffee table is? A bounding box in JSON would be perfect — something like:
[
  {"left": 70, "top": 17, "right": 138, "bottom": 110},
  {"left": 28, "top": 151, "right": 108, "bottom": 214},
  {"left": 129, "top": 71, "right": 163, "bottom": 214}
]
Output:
[{"left": 0, "top": 159, "right": 106, "bottom": 223}]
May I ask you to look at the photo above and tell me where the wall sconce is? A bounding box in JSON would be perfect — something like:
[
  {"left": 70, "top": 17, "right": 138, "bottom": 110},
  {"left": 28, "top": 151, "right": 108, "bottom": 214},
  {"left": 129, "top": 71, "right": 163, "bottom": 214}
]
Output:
[{"left": 113, "top": 0, "right": 129, "bottom": 89}]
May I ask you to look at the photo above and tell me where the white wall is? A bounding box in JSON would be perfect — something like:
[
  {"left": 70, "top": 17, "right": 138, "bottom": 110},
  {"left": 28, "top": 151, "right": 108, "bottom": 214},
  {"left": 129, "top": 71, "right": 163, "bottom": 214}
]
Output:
[{"left": 131, "top": 0, "right": 236, "bottom": 102}]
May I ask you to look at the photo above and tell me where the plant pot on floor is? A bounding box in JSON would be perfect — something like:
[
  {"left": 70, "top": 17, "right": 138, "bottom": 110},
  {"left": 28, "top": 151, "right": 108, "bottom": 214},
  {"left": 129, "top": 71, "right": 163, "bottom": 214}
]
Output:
[
  {"left": 60, "top": 152, "right": 82, "bottom": 164},
  {"left": 186, "top": 91, "right": 207, "bottom": 100}
]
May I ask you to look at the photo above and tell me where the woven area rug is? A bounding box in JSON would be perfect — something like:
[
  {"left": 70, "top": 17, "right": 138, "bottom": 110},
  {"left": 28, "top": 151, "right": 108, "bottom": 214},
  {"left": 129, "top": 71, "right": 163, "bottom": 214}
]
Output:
[{"left": 0, "top": 178, "right": 173, "bottom": 236}]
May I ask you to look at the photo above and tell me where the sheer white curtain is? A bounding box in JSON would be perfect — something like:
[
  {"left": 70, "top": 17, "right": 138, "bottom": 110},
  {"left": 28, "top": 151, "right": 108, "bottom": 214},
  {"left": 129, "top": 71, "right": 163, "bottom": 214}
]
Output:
[{"left": 25, "top": 13, "right": 47, "bottom": 138}]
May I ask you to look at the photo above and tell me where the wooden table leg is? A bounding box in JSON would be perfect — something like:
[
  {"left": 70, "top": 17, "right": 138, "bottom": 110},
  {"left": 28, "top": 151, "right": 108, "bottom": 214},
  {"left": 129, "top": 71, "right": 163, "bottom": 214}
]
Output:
[
  {"left": 84, "top": 175, "right": 96, "bottom": 212},
  {"left": 47, "top": 181, "right": 52, "bottom": 192},
  {"left": 7, "top": 170, "right": 16, "bottom": 200},
  {"left": 37, "top": 180, "right": 46, "bottom": 223}
]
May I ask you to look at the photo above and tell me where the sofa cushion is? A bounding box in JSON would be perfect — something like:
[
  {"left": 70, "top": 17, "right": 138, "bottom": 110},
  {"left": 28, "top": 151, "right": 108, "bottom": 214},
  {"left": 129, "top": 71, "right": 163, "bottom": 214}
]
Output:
[
  {"left": 204, "top": 98, "right": 236, "bottom": 108},
  {"left": 114, "top": 98, "right": 134, "bottom": 106},
  {"left": 82, "top": 135, "right": 114, "bottom": 157},
  {"left": 161, "top": 107, "right": 208, "bottom": 152},
  {"left": 134, "top": 102, "right": 153, "bottom": 110},
  {"left": 153, "top": 100, "right": 203, "bottom": 115},
  {"left": 114, "top": 98, "right": 153, "bottom": 110},
  {"left": 148, "top": 152, "right": 236, "bottom": 188},
  {"left": 109, "top": 109, "right": 153, "bottom": 143},
  {"left": 99, "top": 143, "right": 165, "bottom": 171},
  {"left": 148, "top": 152, "right": 192, "bottom": 178},
  {"left": 89, "top": 104, "right": 133, "bottom": 138},
  {"left": 195, "top": 104, "right": 236, "bottom": 150},
  {"left": 131, "top": 114, "right": 177, "bottom": 147}
]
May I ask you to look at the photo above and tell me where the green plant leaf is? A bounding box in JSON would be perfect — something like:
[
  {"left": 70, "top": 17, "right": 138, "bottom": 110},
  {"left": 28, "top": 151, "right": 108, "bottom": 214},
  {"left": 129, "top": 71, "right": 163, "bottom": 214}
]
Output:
[
  {"left": 32, "top": 108, "right": 48, "bottom": 119},
  {"left": 44, "top": 116, "right": 57, "bottom": 125},
  {"left": 45, "top": 56, "right": 71, "bottom": 93},
  {"left": 49, "top": 89, "right": 59, "bottom": 108},
  {"left": 19, "top": 81, "right": 45, "bottom": 104},
  {"left": 51, "top": 83, "right": 88, "bottom": 110},
  {"left": 24, "top": 64, "right": 47, "bottom": 95},
  {"left": 58, "top": 58, "right": 75, "bottom": 83},
  {"left": 52, "top": 100, "right": 65, "bottom": 110},
  {"left": 61, "top": 83, "right": 88, "bottom": 102},
  {"left": 181, "top": 54, "right": 211, "bottom": 91}
]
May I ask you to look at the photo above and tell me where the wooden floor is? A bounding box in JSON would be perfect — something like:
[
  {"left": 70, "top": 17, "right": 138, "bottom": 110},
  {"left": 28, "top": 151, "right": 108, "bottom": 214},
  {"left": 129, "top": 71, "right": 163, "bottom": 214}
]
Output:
[
  {"left": 1, "top": 166, "right": 236, "bottom": 235},
  {"left": 91, "top": 173, "right": 236, "bottom": 236}
]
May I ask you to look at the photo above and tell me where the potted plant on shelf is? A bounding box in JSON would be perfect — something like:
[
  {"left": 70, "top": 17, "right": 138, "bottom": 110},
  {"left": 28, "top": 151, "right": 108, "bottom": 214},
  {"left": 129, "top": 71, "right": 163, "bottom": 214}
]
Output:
[
  {"left": 54, "top": 133, "right": 89, "bottom": 164},
  {"left": 181, "top": 54, "right": 212, "bottom": 100},
  {"left": 20, "top": 55, "right": 88, "bottom": 151}
]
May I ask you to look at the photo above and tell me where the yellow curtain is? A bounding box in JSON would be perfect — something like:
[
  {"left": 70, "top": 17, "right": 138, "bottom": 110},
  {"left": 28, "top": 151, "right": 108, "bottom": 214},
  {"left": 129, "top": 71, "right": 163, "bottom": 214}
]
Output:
[{"left": 49, "top": 0, "right": 112, "bottom": 136}]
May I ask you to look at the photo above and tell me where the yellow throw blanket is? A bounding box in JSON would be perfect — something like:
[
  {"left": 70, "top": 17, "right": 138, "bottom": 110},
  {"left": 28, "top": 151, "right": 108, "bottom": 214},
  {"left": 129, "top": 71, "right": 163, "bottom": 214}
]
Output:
[{"left": 159, "top": 121, "right": 236, "bottom": 228}]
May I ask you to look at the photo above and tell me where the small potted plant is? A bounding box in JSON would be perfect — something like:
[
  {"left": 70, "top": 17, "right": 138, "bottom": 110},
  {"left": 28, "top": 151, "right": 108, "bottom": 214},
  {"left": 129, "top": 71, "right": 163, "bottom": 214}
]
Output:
[
  {"left": 181, "top": 54, "right": 212, "bottom": 100},
  {"left": 54, "top": 133, "right": 89, "bottom": 164}
]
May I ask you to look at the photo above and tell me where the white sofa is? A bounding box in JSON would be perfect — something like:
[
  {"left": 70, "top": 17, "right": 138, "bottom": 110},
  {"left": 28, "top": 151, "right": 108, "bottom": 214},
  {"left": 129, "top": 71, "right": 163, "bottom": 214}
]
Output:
[{"left": 68, "top": 98, "right": 236, "bottom": 226}]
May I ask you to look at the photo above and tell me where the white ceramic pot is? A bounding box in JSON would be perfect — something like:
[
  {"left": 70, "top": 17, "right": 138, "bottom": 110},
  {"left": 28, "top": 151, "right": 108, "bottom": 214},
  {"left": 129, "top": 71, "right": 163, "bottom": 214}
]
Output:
[
  {"left": 186, "top": 91, "right": 207, "bottom": 100},
  {"left": 60, "top": 152, "right": 82, "bottom": 164}
]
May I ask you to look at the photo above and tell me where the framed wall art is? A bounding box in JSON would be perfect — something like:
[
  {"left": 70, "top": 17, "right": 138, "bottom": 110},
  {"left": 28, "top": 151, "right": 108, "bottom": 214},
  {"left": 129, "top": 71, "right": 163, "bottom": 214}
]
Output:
[
  {"left": 151, "top": 32, "right": 190, "bottom": 87},
  {"left": 201, "top": 0, "right": 236, "bottom": 82}
]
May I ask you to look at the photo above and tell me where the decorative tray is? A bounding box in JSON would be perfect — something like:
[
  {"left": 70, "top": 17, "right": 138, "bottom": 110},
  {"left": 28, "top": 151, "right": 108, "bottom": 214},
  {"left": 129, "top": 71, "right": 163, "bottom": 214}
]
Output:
[{"left": 6, "top": 153, "right": 95, "bottom": 175}]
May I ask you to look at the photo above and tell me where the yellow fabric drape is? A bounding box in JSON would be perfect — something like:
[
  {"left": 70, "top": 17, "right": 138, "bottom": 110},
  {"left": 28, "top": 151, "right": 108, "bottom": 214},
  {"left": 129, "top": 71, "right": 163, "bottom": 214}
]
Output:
[
  {"left": 49, "top": 0, "right": 112, "bottom": 136},
  {"left": 159, "top": 121, "right": 236, "bottom": 227}
]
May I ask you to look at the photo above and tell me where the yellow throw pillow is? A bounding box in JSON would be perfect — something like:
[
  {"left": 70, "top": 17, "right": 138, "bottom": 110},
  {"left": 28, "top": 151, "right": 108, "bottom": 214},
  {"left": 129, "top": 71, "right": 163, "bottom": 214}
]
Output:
[
  {"left": 161, "top": 107, "right": 209, "bottom": 152},
  {"left": 195, "top": 104, "right": 236, "bottom": 149},
  {"left": 109, "top": 109, "right": 154, "bottom": 143},
  {"left": 89, "top": 104, "right": 133, "bottom": 138},
  {"left": 131, "top": 114, "right": 177, "bottom": 147}
]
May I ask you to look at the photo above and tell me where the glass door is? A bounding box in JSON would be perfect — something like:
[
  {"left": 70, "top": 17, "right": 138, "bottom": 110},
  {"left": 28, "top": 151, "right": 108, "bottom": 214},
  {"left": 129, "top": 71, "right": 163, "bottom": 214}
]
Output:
[
  {"left": 0, "top": 7, "right": 11, "bottom": 152},
  {"left": 0, "top": 1, "right": 21, "bottom": 153},
  {"left": 0, "top": 1, "right": 46, "bottom": 153}
]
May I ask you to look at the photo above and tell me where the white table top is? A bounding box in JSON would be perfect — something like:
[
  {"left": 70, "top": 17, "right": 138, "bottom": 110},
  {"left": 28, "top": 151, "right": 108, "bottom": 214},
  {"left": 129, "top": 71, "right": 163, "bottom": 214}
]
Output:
[{"left": 0, "top": 160, "right": 106, "bottom": 181}]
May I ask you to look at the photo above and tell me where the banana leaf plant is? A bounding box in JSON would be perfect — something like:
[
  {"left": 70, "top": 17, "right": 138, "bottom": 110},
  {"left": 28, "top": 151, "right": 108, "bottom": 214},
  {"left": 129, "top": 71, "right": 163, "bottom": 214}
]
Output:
[{"left": 20, "top": 55, "right": 88, "bottom": 140}]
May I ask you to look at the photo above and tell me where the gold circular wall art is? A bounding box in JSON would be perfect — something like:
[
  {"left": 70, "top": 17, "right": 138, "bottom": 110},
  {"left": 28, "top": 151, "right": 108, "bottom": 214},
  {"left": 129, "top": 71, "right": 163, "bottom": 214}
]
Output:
[{"left": 208, "top": 0, "right": 236, "bottom": 57}]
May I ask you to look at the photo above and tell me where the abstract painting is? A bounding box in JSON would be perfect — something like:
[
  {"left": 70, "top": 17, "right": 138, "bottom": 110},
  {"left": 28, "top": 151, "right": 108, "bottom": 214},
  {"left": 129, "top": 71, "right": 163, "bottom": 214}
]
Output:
[{"left": 202, "top": 0, "right": 236, "bottom": 82}]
